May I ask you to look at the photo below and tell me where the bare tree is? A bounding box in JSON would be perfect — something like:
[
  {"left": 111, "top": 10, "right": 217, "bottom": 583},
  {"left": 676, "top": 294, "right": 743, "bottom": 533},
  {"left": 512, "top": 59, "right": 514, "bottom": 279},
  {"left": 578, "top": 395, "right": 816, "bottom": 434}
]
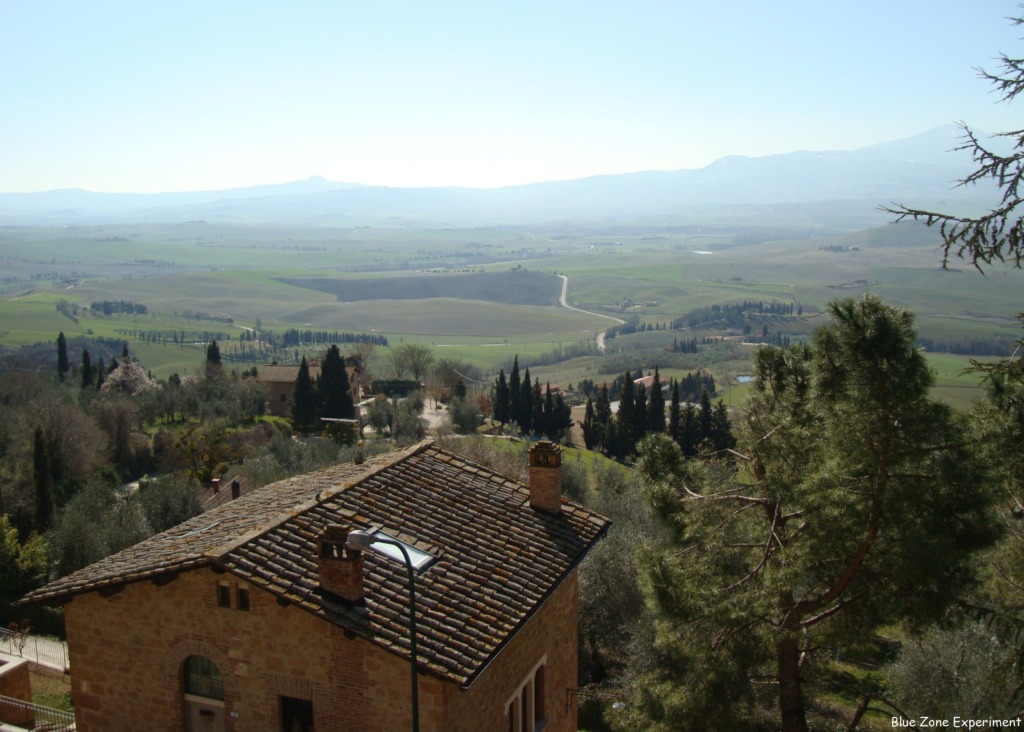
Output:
[
  {"left": 392, "top": 343, "right": 435, "bottom": 382},
  {"left": 885, "top": 13, "right": 1024, "bottom": 271}
]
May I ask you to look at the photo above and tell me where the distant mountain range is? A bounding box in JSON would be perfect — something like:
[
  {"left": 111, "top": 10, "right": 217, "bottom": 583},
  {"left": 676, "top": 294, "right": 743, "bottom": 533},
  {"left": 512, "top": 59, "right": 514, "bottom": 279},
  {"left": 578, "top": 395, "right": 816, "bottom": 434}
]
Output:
[{"left": 0, "top": 126, "right": 999, "bottom": 229}]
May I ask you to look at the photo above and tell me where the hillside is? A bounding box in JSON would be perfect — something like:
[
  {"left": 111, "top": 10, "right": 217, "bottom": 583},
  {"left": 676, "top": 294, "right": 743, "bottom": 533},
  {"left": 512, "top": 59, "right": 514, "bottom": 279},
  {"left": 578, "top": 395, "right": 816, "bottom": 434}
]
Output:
[{"left": 0, "top": 127, "right": 996, "bottom": 228}]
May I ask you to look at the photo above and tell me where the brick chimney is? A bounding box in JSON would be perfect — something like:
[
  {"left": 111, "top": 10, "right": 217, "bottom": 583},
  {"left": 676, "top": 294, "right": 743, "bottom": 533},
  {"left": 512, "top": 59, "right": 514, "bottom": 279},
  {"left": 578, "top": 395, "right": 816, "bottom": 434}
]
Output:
[
  {"left": 528, "top": 441, "right": 562, "bottom": 514},
  {"left": 317, "top": 525, "right": 365, "bottom": 603}
]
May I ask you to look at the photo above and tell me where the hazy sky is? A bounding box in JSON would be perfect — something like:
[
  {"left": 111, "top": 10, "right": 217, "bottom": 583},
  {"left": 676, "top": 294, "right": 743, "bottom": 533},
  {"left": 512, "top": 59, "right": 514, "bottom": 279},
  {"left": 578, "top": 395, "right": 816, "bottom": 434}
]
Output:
[{"left": 3, "top": 1, "right": 1022, "bottom": 193}]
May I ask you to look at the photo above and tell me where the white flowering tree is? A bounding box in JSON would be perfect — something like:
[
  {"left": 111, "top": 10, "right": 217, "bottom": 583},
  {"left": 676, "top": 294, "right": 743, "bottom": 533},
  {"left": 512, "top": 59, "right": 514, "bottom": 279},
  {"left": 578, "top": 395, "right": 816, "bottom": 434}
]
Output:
[{"left": 100, "top": 357, "right": 159, "bottom": 397}]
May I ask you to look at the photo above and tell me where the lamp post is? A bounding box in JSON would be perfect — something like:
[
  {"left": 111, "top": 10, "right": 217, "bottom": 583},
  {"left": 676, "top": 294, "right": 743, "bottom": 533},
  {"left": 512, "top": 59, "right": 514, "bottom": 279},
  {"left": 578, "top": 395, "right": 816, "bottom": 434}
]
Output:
[{"left": 346, "top": 529, "right": 420, "bottom": 732}]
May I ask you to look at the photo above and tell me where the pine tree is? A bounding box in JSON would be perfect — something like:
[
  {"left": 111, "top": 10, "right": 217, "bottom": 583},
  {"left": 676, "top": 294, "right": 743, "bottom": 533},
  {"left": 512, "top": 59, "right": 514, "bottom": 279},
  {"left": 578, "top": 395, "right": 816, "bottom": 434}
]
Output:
[
  {"left": 56, "top": 332, "right": 69, "bottom": 382},
  {"left": 631, "top": 295, "right": 1001, "bottom": 732}
]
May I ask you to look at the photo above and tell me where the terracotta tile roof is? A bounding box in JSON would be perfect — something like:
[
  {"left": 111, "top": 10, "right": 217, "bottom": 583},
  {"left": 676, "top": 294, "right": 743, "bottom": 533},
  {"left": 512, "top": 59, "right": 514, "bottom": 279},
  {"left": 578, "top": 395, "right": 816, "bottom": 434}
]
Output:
[
  {"left": 255, "top": 364, "right": 322, "bottom": 383},
  {"left": 23, "top": 440, "right": 611, "bottom": 689}
]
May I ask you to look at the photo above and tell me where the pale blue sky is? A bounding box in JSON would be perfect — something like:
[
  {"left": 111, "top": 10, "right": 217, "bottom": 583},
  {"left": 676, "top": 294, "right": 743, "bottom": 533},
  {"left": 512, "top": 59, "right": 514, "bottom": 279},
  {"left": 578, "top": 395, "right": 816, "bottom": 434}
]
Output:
[{"left": 2, "top": 1, "right": 1022, "bottom": 193}]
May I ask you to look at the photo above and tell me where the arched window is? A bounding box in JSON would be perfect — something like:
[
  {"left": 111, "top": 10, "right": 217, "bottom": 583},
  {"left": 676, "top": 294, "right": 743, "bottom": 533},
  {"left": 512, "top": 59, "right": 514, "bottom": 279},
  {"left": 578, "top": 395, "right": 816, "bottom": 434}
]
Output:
[{"left": 182, "top": 655, "right": 223, "bottom": 701}]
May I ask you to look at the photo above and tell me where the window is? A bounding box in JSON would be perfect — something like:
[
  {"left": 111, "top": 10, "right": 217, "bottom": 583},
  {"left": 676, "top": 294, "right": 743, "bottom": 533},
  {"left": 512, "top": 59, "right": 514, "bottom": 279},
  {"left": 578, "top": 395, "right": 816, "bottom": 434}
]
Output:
[
  {"left": 280, "top": 696, "right": 314, "bottom": 732},
  {"left": 217, "top": 582, "right": 251, "bottom": 610},
  {"left": 507, "top": 659, "right": 547, "bottom": 732},
  {"left": 183, "top": 656, "right": 223, "bottom": 700}
]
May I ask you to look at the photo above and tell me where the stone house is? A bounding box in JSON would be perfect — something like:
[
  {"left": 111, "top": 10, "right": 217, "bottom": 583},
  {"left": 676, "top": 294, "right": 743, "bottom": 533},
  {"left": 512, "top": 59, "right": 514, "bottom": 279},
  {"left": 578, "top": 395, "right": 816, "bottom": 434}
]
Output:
[
  {"left": 23, "top": 440, "right": 610, "bottom": 732},
  {"left": 256, "top": 363, "right": 362, "bottom": 418}
]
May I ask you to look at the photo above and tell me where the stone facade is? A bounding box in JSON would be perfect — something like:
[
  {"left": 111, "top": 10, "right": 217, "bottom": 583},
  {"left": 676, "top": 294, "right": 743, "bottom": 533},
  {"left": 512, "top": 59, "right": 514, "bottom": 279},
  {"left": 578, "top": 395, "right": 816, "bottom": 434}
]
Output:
[{"left": 62, "top": 567, "right": 578, "bottom": 731}]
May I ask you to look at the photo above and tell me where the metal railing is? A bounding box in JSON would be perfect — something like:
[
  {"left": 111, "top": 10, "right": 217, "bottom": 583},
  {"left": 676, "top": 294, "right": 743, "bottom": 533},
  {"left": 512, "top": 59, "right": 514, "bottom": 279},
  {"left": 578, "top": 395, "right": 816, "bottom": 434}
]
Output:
[
  {"left": 0, "top": 693, "right": 75, "bottom": 730},
  {"left": 0, "top": 629, "right": 69, "bottom": 673}
]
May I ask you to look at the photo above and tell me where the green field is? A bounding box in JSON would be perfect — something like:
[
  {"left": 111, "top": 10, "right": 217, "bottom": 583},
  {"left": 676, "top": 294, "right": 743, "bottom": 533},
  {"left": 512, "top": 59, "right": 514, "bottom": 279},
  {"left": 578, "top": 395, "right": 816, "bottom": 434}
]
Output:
[{"left": 1, "top": 220, "right": 1019, "bottom": 407}]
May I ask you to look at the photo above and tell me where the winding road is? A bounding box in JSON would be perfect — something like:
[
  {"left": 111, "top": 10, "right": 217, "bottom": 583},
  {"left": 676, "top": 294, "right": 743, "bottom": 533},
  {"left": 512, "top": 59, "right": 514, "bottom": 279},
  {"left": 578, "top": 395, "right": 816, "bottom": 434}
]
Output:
[{"left": 556, "top": 275, "right": 625, "bottom": 351}]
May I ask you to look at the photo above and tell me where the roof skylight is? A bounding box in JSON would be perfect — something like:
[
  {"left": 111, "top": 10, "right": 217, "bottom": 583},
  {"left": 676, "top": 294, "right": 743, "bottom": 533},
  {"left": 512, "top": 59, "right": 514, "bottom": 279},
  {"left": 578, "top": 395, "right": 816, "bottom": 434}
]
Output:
[{"left": 369, "top": 530, "right": 434, "bottom": 571}]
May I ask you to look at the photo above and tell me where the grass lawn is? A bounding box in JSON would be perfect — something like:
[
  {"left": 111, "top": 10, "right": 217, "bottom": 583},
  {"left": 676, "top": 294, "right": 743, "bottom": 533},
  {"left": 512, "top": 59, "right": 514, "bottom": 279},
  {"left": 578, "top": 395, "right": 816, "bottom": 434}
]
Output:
[{"left": 31, "top": 667, "right": 73, "bottom": 712}]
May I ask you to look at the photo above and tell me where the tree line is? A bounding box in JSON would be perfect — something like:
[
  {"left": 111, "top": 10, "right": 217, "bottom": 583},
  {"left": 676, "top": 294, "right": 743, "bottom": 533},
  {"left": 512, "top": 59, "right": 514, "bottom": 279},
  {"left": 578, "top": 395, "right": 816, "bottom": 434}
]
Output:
[
  {"left": 579, "top": 368, "right": 734, "bottom": 461},
  {"left": 492, "top": 356, "right": 574, "bottom": 441}
]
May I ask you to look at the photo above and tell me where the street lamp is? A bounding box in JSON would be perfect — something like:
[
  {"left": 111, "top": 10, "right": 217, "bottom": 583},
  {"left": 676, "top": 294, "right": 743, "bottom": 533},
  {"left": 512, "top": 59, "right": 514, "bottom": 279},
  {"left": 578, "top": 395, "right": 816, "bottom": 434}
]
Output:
[{"left": 346, "top": 529, "right": 420, "bottom": 732}]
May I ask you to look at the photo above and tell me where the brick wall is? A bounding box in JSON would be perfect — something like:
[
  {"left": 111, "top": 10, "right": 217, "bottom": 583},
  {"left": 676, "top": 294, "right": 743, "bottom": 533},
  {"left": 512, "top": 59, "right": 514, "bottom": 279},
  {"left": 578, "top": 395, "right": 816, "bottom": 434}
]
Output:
[
  {"left": 443, "top": 571, "right": 579, "bottom": 732},
  {"left": 62, "top": 565, "right": 578, "bottom": 731},
  {"left": 63, "top": 568, "right": 431, "bottom": 731},
  {"left": 0, "top": 653, "right": 32, "bottom": 702}
]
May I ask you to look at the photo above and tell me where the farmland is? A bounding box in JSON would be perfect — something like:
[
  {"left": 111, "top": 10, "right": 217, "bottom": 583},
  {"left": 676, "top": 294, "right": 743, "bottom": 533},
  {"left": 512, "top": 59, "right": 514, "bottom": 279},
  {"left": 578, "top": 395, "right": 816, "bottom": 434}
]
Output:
[{"left": 0, "top": 219, "right": 1019, "bottom": 405}]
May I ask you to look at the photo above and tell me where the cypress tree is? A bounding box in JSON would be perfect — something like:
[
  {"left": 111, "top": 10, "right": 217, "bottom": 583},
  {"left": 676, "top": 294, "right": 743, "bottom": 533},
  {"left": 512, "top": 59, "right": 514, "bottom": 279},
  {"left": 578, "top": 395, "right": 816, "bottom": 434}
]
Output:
[
  {"left": 633, "top": 382, "right": 648, "bottom": 446},
  {"left": 318, "top": 345, "right": 354, "bottom": 419},
  {"left": 595, "top": 384, "right": 612, "bottom": 425},
  {"left": 698, "top": 388, "right": 714, "bottom": 447},
  {"left": 668, "top": 378, "right": 681, "bottom": 445},
  {"left": 647, "top": 366, "right": 665, "bottom": 434},
  {"left": 508, "top": 356, "right": 521, "bottom": 429},
  {"left": 206, "top": 339, "right": 222, "bottom": 373},
  {"left": 680, "top": 402, "right": 698, "bottom": 458},
  {"left": 56, "top": 332, "right": 69, "bottom": 382},
  {"left": 33, "top": 427, "right": 53, "bottom": 530},
  {"left": 81, "top": 348, "right": 93, "bottom": 389},
  {"left": 711, "top": 400, "right": 735, "bottom": 453},
  {"left": 552, "top": 393, "right": 572, "bottom": 441},
  {"left": 292, "top": 357, "right": 319, "bottom": 432},
  {"left": 530, "top": 379, "right": 543, "bottom": 435},
  {"left": 618, "top": 370, "right": 635, "bottom": 456},
  {"left": 95, "top": 358, "right": 106, "bottom": 390},
  {"left": 582, "top": 397, "right": 600, "bottom": 449},
  {"left": 493, "top": 369, "right": 509, "bottom": 424},
  {"left": 543, "top": 383, "right": 555, "bottom": 439},
  {"left": 519, "top": 368, "right": 533, "bottom": 433}
]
